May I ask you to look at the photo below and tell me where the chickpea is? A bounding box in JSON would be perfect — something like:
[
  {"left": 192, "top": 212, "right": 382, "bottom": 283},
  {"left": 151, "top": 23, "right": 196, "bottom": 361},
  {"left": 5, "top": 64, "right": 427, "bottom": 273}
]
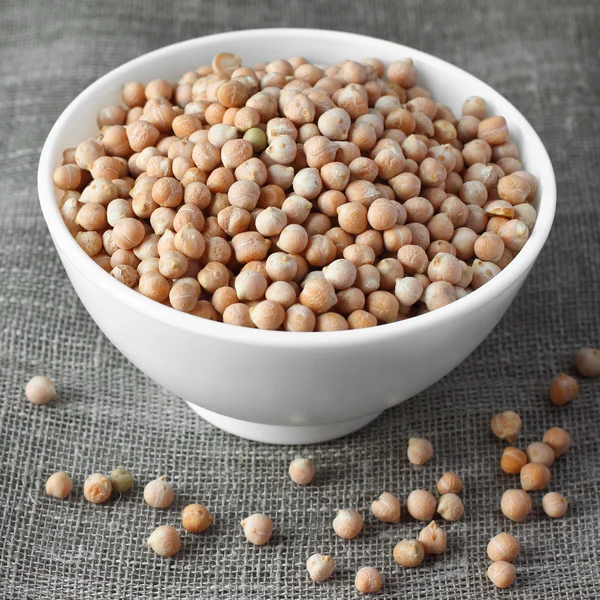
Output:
[
  {"left": 45, "top": 471, "right": 72, "bottom": 499},
  {"left": 487, "top": 561, "right": 516, "bottom": 589},
  {"left": 355, "top": 567, "right": 383, "bottom": 594},
  {"left": 487, "top": 532, "right": 520, "bottom": 563},
  {"left": 478, "top": 116, "right": 510, "bottom": 145},
  {"left": 520, "top": 462, "right": 551, "bottom": 491},
  {"left": 284, "top": 303, "right": 316, "bottom": 332},
  {"left": 83, "top": 473, "right": 112, "bottom": 504},
  {"left": 299, "top": 279, "right": 337, "bottom": 315},
  {"left": 501, "top": 489, "right": 532, "bottom": 522},
  {"left": 306, "top": 554, "right": 335, "bottom": 583},
  {"left": 170, "top": 277, "right": 199, "bottom": 312},
  {"left": 333, "top": 509, "right": 363, "bottom": 539},
  {"left": 549, "top": 373, "right": 579, "bottom": 406},
  {"left": 526, "top": 442, "right": 555, "bottom": 467},
  {"left": 371, "top": 492, "right": 401, "bottom": 524},
  {"left": 393, "top": 539, "right": 424, "bottom": 568},
  {"left": 542, "top": 492, "right": 569, "bottom": 518},
  {"left": 437, "top": 472, "right": 463, "bottom": 495},
  {"left": 500, "top": 447, "right": 528, "bottom": 475},
  {"left": 407, "top": 437, "right": 434, "bottom": 465},
  {"left": 407, "top": 490, "right": 436, "bottom": 521},
  {"left": 543, "top": 427, "right": 571, "bottom": 457}
]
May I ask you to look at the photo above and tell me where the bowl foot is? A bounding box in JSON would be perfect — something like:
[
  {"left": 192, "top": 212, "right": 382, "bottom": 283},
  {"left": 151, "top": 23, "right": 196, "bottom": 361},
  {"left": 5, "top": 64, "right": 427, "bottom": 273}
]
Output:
[{"left": 185, "top": 403, "right": 382, "bottom": 445}]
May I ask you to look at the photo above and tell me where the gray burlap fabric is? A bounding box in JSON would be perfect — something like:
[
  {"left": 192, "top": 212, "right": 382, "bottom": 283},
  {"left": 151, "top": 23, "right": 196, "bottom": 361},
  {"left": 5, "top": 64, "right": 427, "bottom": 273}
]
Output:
[{"left": 1, "top": 0, "right": 599, "bottom": 598}]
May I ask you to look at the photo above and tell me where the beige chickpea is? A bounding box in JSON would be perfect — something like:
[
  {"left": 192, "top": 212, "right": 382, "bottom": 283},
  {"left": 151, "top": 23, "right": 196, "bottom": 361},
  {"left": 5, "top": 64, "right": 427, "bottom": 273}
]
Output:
[
  {"left": 174, "top": 223, "right": 205, "bottom": 259},
  {"left": 343, "top": 244, "right": 375, "bottom": 268},
  {"left": 111, "top": 264, "right": 138, "bottom": 288},
  {"left": 437, "top": 493, "right": 464, "bottom": 522},
  {"left": 542, "top": 492, "right": 569, "bottom": 518},
  {"left": 190, "top": 300, "right": 219, "bottom": 321},
  {"left": 427, "top": 252, "right": 462, "bottom": 284},
  {"left": 265, "top": 253, "right": 297, "bottom": 282},
  {"left": 304, "top": 235, "right": 336, "bottom": 267},
  {"left": 520, "top": 463, "right": 551, "bottom": 491},
  {"left": 407, "top": 490, "right": 437, "bottom": 521},
  {"left": 241, "top": 513, "right": 273, "bottom": 545},
  {"left": 320, "top": 162, "right": 350, "bottom": 191},
  {"left": 376, "top": 258, "right": 404, "bottom": 291},
  {"left": 277, "top": 224, "right": 308, "bottom": 254},
  {"left": 231, "top": 231, "right": 270, "bottom": 263},
  {"left": 499, "top": 219, "right": 529, "bottom": 252},
  {"left": 394, "top": 277, "right": 423, "bottom": 306},
  {"left": 83, "top": 472, "right": 112, "bottom": 504},
  {"left": 299, "top": 279, "right": 337, "bottom": 315},
  {"left": 407, "top": 437, "right": 434, "bottom": 465},
  {"left": 284, "top": 303, "right": 316, "bottom": 332},
  {"left": 169, "top": 277, "right": 200, "bottom": 312},
  {"left": 248, "top": 300, "right": 285, "bottom": 330},
  {"left": 210, "top": 286, "right": 238, "bottom": 314},
  {"left": 490, "top": 410, "right": 522, "bottom": 442},
  {"left": 196, "top": 262, "right": 229, "bottom": 294},
  {"left": 306, "top": 554, "right": 335, "bottom": 583},
  {"left": 497, "top": 174, "right": 530, "bottom": 205},
  {"left": 478, "top": 116, "right": 510, "bottom": 145},
  {"left": 487, "top": 561, "right": 516, "bottom": 589},
  {"left": 437, "top": 472, "right": 463, "bottom": 495},
  {"left": 255, "top": 207, "right": 288, "bottom": 237},
  {"left": 471, "top": 259, "right": 501, "bottom": 289},
  {"left": 347, "top": 310, "right": 377, "bottom": 329},
  {"left": 418, "top": 521, "right": 446, "bottom": 555},
  {"left": 423, "top": 281, "right": 455, "bottom": 311},
  {"left": 333, "top": 509, "right": 363, "bottom": 539},
  {"left": 217, "top": 206, "right": 251, "bottom": 237},
  {"left": 322, "top": 259, "right": 357, "bottom": 290},
  {"left": 487, "top": 532, "right": 520, "bottom": 562},
  {"left": 355, "top": 567, "right": 383, "bottom": 594},
  {"left": 317, "top": 107, "right": 351, "bottom": 140},
  {"left": 371, "top": 492, "right": 401, "bottom": 523},
  {"left": 393, "top": 539, "right": 424, "bottom": 568},
  {"left": 543, "top": 427, "right": 571, "bottom": 457},
  {"left": 315, "top": 312, "right": 347, "bottom": 331},
  {"left": 265, "top": 281, "right": 297, "bottom": 310},
  {"left": 336, "top": 202, "right": 367, "bottom": 235},
  {"left": 355, "top": 264, "right": 381, "bottom": 295},
  {"left": 222, "top": 303, "right": 253, "bottom": 327},
  {"left": 526, "top": 442, "right": 555, "bottom": 467},
  {"left": 366, "top": 291, "right": 399, "bottom": 323},
  {"left": 501, "top": 489, "right": 532, "bottom": 522},
  {"left": 159, "top": 250, "right": 188, "bottom": 279},
  {"left": 25, "top": 375, "right": 57, "bottom": 405},
  {"left": 235, "top": 270, "right": 268, "bottom": 301},
  {"left": 139, "top": 271, "right": 170, "bottom": 302},
  {"left": 281, "top": 195, "right": 312, "bottom": 225},
  {"left": 45, "top": 471, "right": 72, "bottom": 499}
]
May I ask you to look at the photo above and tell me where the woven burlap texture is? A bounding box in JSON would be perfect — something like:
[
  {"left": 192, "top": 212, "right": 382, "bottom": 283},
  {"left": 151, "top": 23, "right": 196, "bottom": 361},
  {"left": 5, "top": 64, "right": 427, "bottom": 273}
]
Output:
[{"left": 1, "top": 0, "right": 599, "bottom": 598}]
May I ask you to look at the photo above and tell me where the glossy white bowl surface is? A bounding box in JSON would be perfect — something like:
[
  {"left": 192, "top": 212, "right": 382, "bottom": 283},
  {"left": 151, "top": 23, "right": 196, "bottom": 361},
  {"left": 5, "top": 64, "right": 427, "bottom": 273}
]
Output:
[{"left": 38, "top": 29, "right": 556, "bottom": 444}]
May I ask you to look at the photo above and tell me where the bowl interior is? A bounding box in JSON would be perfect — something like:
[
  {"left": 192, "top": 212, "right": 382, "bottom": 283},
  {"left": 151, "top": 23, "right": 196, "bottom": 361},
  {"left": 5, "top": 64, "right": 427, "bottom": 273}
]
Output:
[{"left": 38, "top": 29, "right": 556, "bottom": 347}]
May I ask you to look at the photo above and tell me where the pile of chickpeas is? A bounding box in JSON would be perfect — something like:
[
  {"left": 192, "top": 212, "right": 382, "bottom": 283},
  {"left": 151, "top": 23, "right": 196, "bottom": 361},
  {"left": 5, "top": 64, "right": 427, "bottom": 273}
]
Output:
[
  {"left": 53, "top": 52, "right": 539, "bottom": 331},
  {"left": 33, "top": 347, "right": 598, "bottom": 591}
]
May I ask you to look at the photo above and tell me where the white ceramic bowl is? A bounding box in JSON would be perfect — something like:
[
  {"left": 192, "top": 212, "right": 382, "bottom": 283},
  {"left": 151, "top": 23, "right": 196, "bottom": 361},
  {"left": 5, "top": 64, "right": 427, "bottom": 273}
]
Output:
[{"left": 38, "top": 29, "right": 555, "bottom": 444}]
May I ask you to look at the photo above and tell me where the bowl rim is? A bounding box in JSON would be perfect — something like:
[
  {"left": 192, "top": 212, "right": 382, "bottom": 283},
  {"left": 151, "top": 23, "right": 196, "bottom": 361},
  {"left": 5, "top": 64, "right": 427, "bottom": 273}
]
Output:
[{"left": 38, "top": 27, "right": 556, "bottom": 349}]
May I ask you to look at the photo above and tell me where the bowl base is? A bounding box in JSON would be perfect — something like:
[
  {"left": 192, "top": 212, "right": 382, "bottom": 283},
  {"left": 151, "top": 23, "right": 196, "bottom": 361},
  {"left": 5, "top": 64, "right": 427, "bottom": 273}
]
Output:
[{"left": 185, "top": 403, "right": 382, "bottom": 445}]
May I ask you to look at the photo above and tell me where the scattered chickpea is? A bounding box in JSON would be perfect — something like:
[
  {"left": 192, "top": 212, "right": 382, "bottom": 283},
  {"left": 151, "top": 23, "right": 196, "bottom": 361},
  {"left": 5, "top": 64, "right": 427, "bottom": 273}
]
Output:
[
  {"left": 526, "top": 442, "right": 555, "bottom": 467},
  {"left": 407, "top": 490, "right": 437, "bottom": 521},
  {"left": 490, "top": 410, "right": 522, "bottom": 442},
  {"left": 574, "top": 347, "right": 600, "bottom": 377},
  {"left": 182, "top": 503, "right": 214, "bottom": 533},
  {"left": 487, "top": 561, "right": 516, "bottom": 589},
  {"left": 25, "top": 375, "right": 56, "bottom": 405},
  {"left": 109, "top": 467, "right": 133, "bottom": 493},
  {"left": 549, "top": 373, "right": 579, "bottom": 406},
  {"left": 306, "top": 554, "right": 335, "bottom": 583},
  {"left": 437, "top": 493, "right": 464, "bottom": 521},
  {"left": 418, "top": 520, "right": 446, "bottom": 554},
  {"left": 542, "top": 492, "right": 569, "bottom": 518},
  {"left": 144, "top": 476, "right": 175, "bottom": 508},
  {"left": 333, "top": 509, "right": 363, "bottom": 539},
  {"left": 241, "top": 513, "right": 273, "bottom": 545},
  {"left": 487, "top": 532, "right": 520, "bottom": 562},
  {"left": 147, "top": 525, "right": 181, "bottom": 557},
  {"left": 355, "top": 567, "right": 383, "bottom": 594},
  {"left": 437, "top": 472, "right": 463, "bottom": 495},
  {"left": 501, "top": 489, "right": 532, "bottom": 522},
  {"left": 393, "top": 539, "right": 424, "bottom": 568},
  {"left": 371, "top": 492, "right": 401, "bottom": 524},
  {"left": 543, "top": 427, "right": 571, "bottom": 457},
  {"left": 83, "top": 473, "right": 112, "bottom": 504},
  {"left": 520, "top": 462, "right": 551, "bottom": 491},
  {"left": 407, "top": 437, "right": 434, "bottom": 465},
  {"left": 288, "top": 458, "right": 315, "bottom": 485},
  {"left": 500, "top": 447, "right": 528, "bottom": 474},
  {"left": 45, "top": 471, "right": 72, "bottom": 499}
]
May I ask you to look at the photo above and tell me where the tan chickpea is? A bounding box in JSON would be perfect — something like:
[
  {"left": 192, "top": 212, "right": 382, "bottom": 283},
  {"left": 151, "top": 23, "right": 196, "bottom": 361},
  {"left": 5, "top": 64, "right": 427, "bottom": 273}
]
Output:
[
  {"left": 520, "top": 463, "right": 551, "bottom": 491},
  {"left": 355, "top": 264, "right": 381, "bottom": 295},
  {"left": 306, "top": 554, "right": 335, "bottom": 583},
  {"left": 159, "top": 250, "right": 188, "bottom": 279},
  {"left": 543, "top": 427, "right": 571, "bottom": 457},
  {"left": 315, "top": 312, "right": 347, "bottom": 331},
  {"left": 304, "top": 235, "right": 336, "bottom": 267},
  {"left": 393, "top": 539, "right": 424, "bottom": 568},
  {"left": 333, "top": 509, "right": 363, "bottom": 539},
  {"left": 501, "top": 489, "right": 532, "bottom": 522},
  {"left": 189, "top": 300, "right": 219, "bottom": 321},
  {"left": 487, "top": 561, "right": 516, "bottom": 589},
  {"left": 542, "top": 492, "right": 569, "bottom": 518},
  {"left": 299, "top": 279, "right": 337, "bottom": 315},
  {"left": 471, "top": 258, "right": 501, "bottom": 289},
  {"left": 284, "top": 303, "right": 316, "bottom": 332},
  {"left": 526, "top": 442, "right": 555, "bottom": 467},
  {"left": 500, "top": 447, "right": 528, "bottom": 475},
  {"left": 437, "top": 493, "right": 464, "bottom": 522},
  {"left": 436, "top": 472, "right": 463, "bottom": 495},
  {"left": 346, "top": 309, "right": 376, "bottom": 329},
  {"left": 370, "top": 492, "right": 401, "bottom": 523},
  {"left": 83, "top": 472, "right": 112, "bottom": 504},
  {"left": 490, "top": 410, "right": 522, "bottom": 442},
  {"left": 487, "top": 532, "right": 520, "bottom": 563},
  {"left": 235, "top": 270, "right": 268, "bottom": 301},
  {"left": 497, "top": 174, "right": 531, "bottom": 205},
  {"left": 418, "top": 521, "right": 446, "bottom": 555},
  {"left": 139, "top": 271, "right": 170, "bottom": 302},
  {"left": 355, "top": 567, "right": 383, "bottom": 594},
  {"left": 478, "top": 116, "right": 510, "bottom": 145},
  {"left": 174, "top": 223, "right": 205, "bottom": 259},
  {"left": 111, "top": 265, "right": 138, "bottom": 288},
  {"left": 170, "top": 277, "right": 200, "bottom": 312},
  {"left": 45, "top": 471, "right": 72, "bottom": 499},
  {"left": 407, "top": 437, "right": 434, "bottom": 465}
]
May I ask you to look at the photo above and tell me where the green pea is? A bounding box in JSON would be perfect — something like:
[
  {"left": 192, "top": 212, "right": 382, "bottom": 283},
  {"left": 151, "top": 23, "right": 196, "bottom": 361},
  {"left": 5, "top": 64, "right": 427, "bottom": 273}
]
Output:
[{"left": 243, "top": 127, "right": 267, "bottom": 153}]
